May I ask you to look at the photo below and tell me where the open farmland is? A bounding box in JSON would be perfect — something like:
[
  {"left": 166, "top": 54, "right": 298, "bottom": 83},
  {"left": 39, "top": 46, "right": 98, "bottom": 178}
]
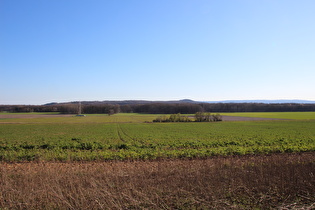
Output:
[
  {"left": 0, "top": 113, "right": 315, "bottom": 161},
  {"left": 0, "top": 112, "right": 315, "bottom": 209},
  {"left": 220, "top": 111, "right": 315, "bottom": 120},
  {"left": 0, "top": 153, "right": 314, "bottom": 209}
]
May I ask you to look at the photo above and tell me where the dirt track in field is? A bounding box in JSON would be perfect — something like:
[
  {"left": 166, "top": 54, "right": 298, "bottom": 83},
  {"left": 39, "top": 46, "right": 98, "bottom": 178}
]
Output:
[
  {"left": 0, "top": 114, "right": 73, "bottom": 119},
  {"left": 221, "top": 115, "right": 286, "bottom": 121}
]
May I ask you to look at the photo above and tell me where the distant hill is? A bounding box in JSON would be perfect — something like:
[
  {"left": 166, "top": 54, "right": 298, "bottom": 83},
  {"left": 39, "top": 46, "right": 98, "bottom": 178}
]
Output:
[
  {"left": 3, "top": 99, "right": 315, "bottom": 113},
  {"left": 44, "top": 99, "right": 315, "bottom": 106},
  {"left": 44, "top": 99, "right": 199, "bottom": 106},
  {"left": 203, "top": 100, "right": 315, "bottom": 104}
]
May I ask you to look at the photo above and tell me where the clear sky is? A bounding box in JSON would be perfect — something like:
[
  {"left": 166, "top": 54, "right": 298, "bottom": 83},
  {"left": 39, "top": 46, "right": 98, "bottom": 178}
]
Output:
[{"left": 1, "top": 0, "right": 315, "bottom": 105}]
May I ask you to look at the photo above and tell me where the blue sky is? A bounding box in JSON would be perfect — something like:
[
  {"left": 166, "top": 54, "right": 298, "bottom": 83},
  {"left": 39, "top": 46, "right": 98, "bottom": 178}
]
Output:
[{"left": 1, "top": 0, "right": 315, "bottom": 105}]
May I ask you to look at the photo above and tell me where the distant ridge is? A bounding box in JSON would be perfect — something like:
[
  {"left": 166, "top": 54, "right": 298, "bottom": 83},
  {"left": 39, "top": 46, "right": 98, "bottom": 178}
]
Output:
[
  {"left": 44, "top": 99, "right": 199, "bottom": 106},
  {"left": 203, "top": 100, "right": 315, "bottom": 104},
  {"left": 44, "top": 99, "right": 315, "bottom": 106}
]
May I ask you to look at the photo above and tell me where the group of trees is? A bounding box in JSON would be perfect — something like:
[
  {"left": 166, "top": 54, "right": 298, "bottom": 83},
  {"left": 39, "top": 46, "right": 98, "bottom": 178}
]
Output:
[
  {"left": 0, "top": 105, "right": 58, "bottom": 113},
  {"left": 194, "top": 112, "right": 222, "bottom": 122},
  {"left": 153, "top": 113, "right": 222, "bottom": 123},
  {"left": 0, "top": 104, "right": 120, "bottom": 115},
  {"left": 1, "top": 102, "right": 315, "bottom": 114},
  {"left": 200, "top": 103, "right": 315, "bottom": 112},
  {"left": 127, "top": 103, "right": 203, "bottom": 114},
  {"left": 120, "top": 103, "right": 315, "bottom": 113},
  {"left": 81, "top": 105, "right": 120, "bottom": 115},
  {"left": 153, "top": 113, "right": 192, "bottom": 122}
]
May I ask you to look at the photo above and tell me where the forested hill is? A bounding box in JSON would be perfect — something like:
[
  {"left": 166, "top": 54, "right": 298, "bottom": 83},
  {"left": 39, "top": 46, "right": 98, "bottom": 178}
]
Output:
[
  {"left": 44, "top": 99, "right": 315, "bottom": 106},
  {"left": 44, "top": 99, "right": 197, "bottom": 106},
  {"left": 206, "top": 100, "right": 315, "bottom": 104},
  {"left": 1, "top": 100, "right": 315, "bottom": 114}
]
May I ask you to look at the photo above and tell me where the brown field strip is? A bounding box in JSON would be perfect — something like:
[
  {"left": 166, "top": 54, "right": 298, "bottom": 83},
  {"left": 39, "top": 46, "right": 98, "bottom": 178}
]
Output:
[
  {"left": 0, "top": 114, "right": 73, "bottom": 119},
  {"left": 1, "top": 153, "right": 314, "bottom": 209},
  {"left": 221, "top": 115, "right": 286, "bottom": 121}
]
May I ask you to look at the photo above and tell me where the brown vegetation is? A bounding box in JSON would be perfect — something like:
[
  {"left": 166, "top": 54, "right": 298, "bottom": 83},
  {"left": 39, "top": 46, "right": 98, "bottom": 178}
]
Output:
[
  {"left": 0, "top": 114, "right": 73, "bottom": 119},
  {"left": 0, "top": 153, "right": 314, "bottom": 209}
]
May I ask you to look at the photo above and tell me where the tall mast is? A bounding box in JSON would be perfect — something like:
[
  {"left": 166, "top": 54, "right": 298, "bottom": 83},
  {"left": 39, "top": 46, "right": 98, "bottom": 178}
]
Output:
[{"left": 78, "top": 101, "right": 82, "bottom": 115}]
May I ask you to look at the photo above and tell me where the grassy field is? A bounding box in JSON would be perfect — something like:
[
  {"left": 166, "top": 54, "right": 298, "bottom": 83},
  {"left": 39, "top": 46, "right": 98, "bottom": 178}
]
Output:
[
  {"left": 220, "top": 111, "right": 315, "bottom": 120},
  {"left": 0, "top": 112, "right": 314, "bottom": 209},
  {"left": 0, "top": 113, "right": 315, "bottom": 161}
]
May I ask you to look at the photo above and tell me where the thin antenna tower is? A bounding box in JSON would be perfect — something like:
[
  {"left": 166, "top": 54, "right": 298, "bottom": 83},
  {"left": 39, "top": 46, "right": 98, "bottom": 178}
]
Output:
[
  {"left": 78, "top": 101, "right": 82, "bottom": 115},
  {"left": 76, "top": 101, "right": 85, "bottom": 116}
]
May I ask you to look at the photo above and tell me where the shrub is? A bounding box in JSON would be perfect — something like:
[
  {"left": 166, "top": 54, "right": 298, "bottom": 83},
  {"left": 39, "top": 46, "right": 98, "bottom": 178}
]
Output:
[
  {"left": 153, "top": 113, "right": 192, "bottom": 123},
  {"left": 195, "top": 112, "right": 222, "bottom": 122},
  {"left": 153, "top": 113, "right": 222, "bottom": 123}
]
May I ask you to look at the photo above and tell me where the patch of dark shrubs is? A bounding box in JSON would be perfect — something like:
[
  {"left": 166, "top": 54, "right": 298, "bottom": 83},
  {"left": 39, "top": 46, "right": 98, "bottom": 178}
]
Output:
[
  {"left": 153, "top": 112, "right": 222, "bottom": 123},
  {"left": 109, "top": 143, "right": 130, "bottom": 150}
]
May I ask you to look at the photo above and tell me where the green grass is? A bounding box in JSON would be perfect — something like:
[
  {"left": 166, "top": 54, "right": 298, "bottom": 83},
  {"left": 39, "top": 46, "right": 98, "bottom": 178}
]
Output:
[
  {"left": 220, "top": 112, "right": 315, "bottom": 120},
  {"left": 0, "top": 113, "right": 315, "bottom": 161}
]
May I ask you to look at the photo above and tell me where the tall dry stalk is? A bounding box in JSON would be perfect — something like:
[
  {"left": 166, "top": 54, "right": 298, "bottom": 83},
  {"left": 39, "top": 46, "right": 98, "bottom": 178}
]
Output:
[{"left": 0, "top": 153, "right": 314, "bottom": 209}]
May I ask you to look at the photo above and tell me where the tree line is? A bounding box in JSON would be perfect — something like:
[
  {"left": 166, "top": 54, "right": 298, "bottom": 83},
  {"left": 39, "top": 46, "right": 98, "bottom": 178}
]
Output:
[
  {"left": 1, "top": 102, "right": 315, "bottom": 114},
  {"left": 0, "top": 104, "right": 120, "bottom": 114},
  {"left": 119, "top": 103, "right": 315, "bottom": 113}
]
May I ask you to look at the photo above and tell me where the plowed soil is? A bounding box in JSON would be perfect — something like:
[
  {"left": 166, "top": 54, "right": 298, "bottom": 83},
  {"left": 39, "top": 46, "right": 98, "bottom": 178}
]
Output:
[
  {"left": 0, "top": 114, "right": 73, "bottom": 119},
  {"left": 221, "top": 115, "right": 285, "bottom": 121}
]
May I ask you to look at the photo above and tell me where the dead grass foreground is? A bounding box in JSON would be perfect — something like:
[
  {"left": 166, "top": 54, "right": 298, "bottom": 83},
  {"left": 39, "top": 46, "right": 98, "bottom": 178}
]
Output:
[{"left": 0, "top": 153, "right": 314, "bottom": 209}]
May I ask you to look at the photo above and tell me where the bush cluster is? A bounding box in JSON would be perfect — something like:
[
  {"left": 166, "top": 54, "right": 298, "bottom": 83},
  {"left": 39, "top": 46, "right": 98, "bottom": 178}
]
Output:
[
  {"left": 195, "top": 112, "right": 222, "bottom": 122},
  {"left": 153, "top": 112, "right": 222, "bottom": 123},
  {"left": 153, "top": 113, "right": 192, "bottom": 122}
]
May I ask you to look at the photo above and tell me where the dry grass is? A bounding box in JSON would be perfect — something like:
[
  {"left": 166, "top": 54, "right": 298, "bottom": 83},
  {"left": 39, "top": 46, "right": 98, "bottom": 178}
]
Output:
[{"left": 0, "top": 153, "right": 314, "bottom": 209}]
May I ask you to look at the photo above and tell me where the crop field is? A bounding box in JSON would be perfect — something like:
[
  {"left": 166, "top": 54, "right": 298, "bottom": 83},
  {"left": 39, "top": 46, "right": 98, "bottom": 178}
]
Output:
[
  {"left": 1, "top": 112, "right": 315, "bottom": 209},
  {"left": 0, "top": 112, "right": 315, "bottom": 161},
  {"left": 220, "top": 111, "right": 315, "bottom": 120}
]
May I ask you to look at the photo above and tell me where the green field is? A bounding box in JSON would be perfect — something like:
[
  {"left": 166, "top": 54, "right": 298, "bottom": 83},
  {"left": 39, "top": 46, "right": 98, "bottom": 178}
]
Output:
[
  {"left": 0, "top": 113, "right": 315, "bottom": 161},
  {"left": 220, "top": 112, "right": 315, "bottom": 120}
]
